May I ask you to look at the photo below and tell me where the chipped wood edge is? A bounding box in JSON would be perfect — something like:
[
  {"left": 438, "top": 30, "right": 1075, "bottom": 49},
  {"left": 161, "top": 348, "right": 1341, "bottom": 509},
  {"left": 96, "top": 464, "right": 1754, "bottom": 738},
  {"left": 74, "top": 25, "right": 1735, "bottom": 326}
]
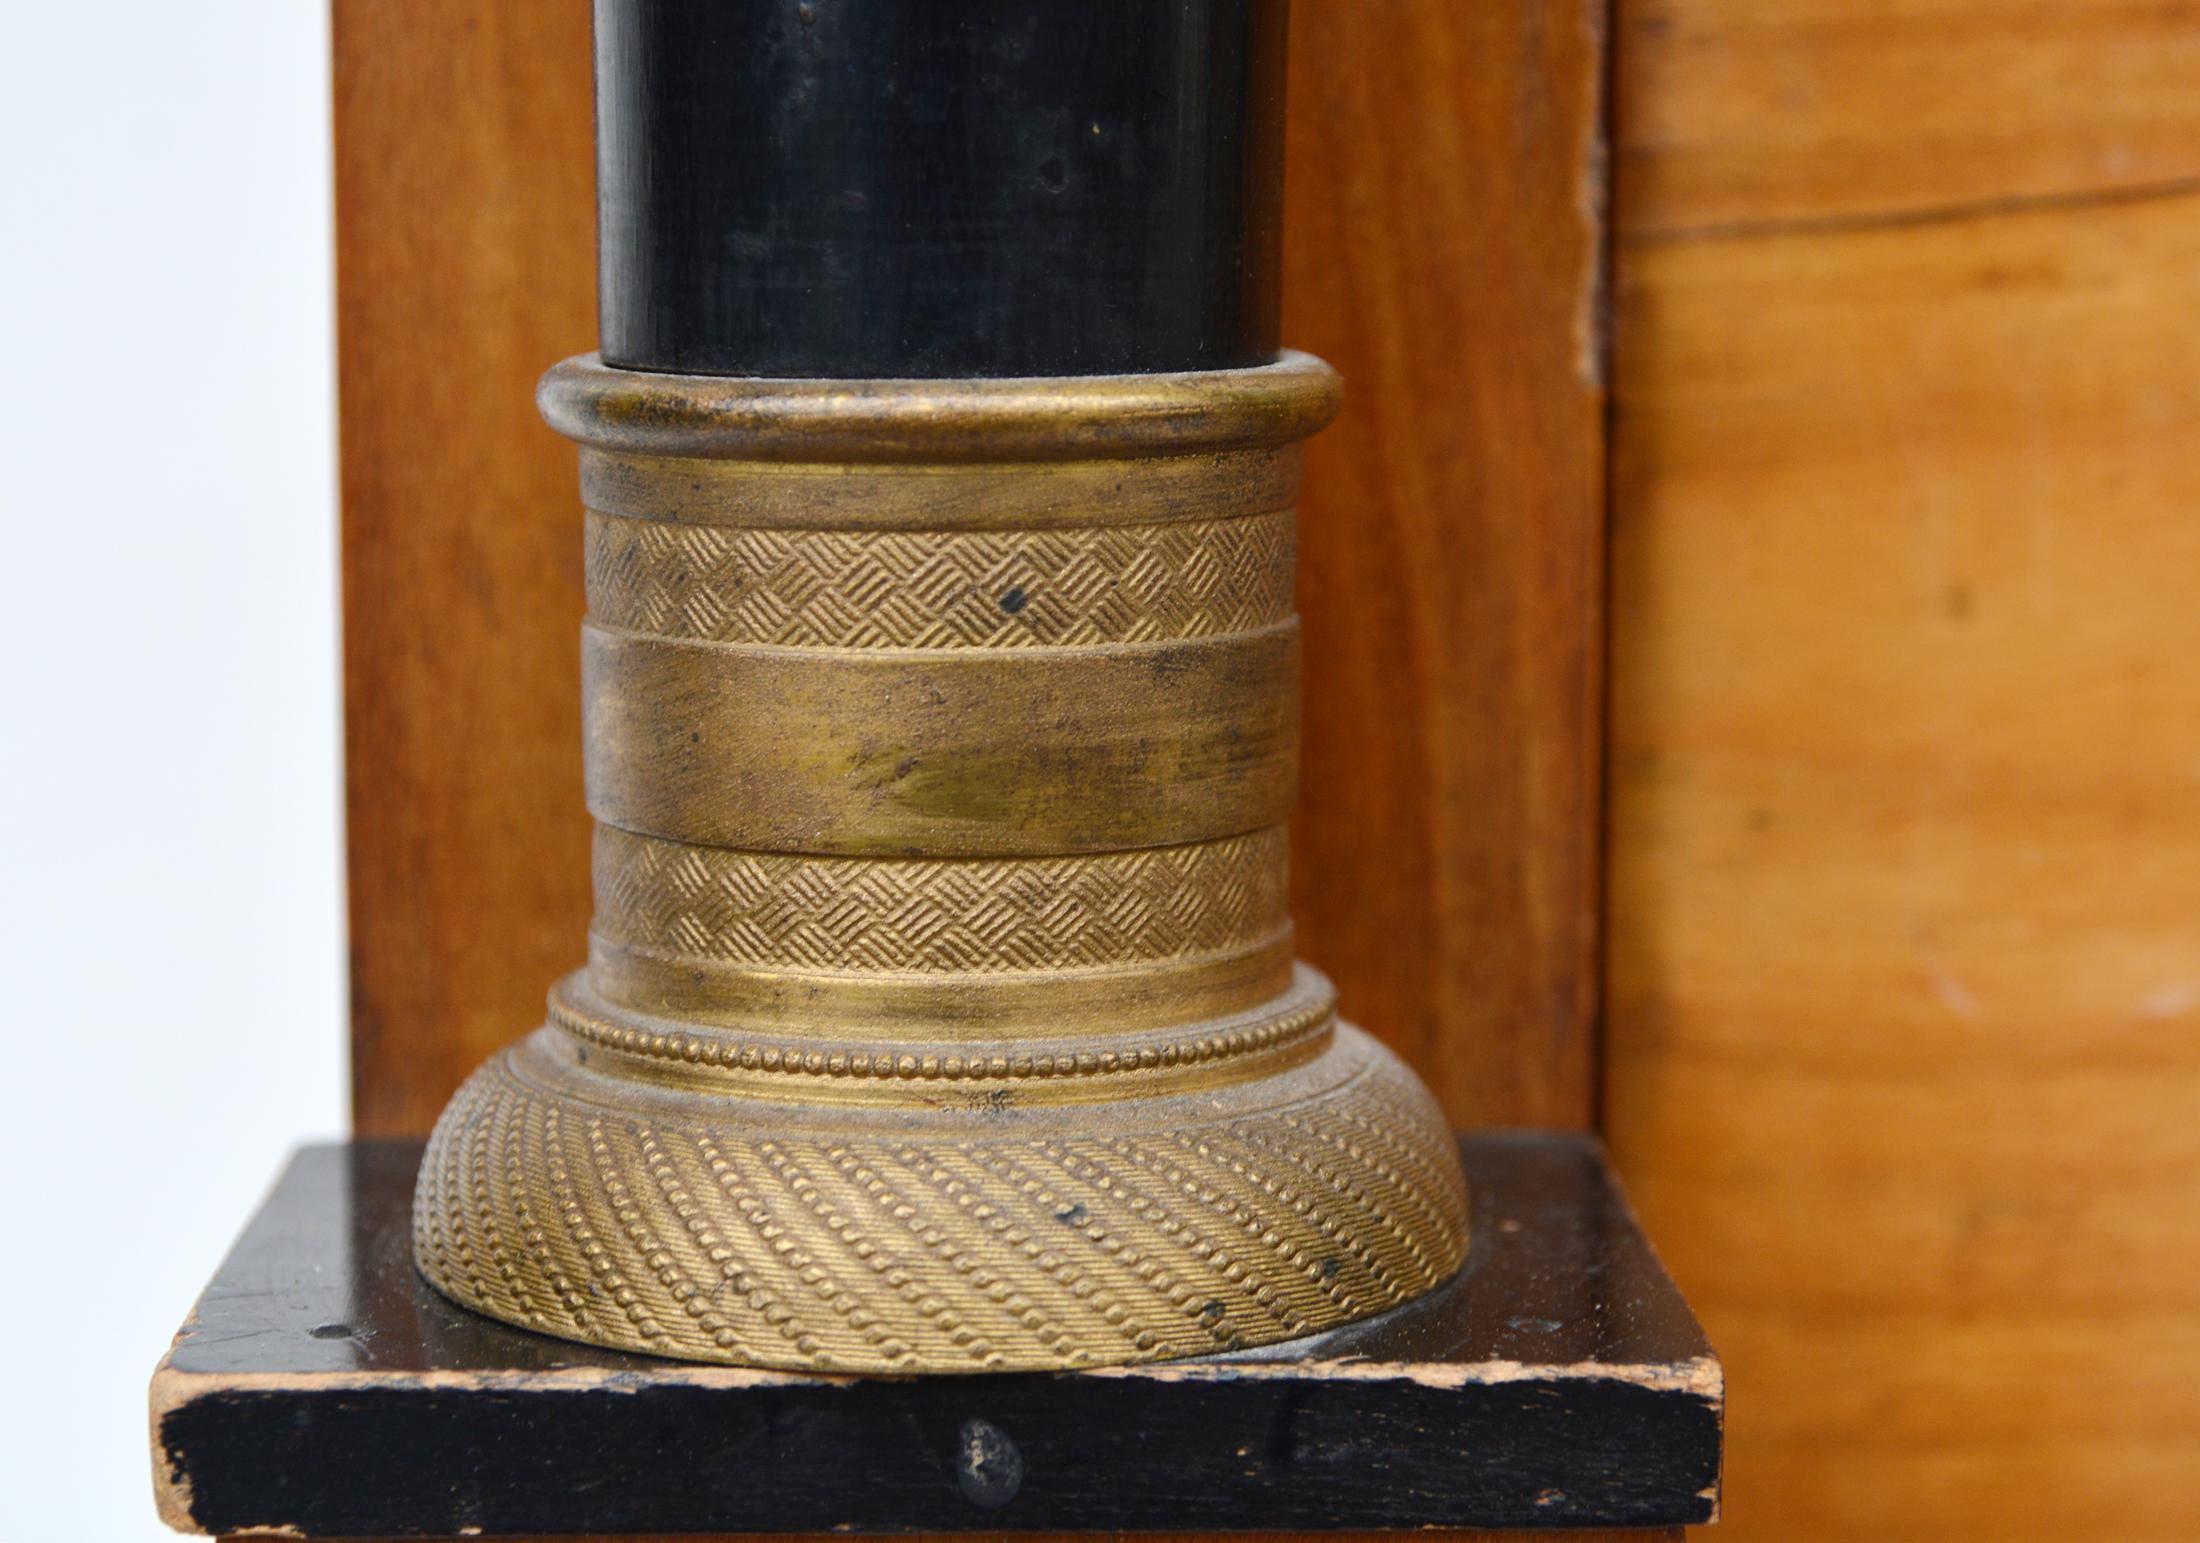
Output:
[
  {"left": 149, "top": 1310, "right": 208, "bottom": 1535},
  {"left": 1097, "top": 1350, "right": 1723, "bottom": 1401},
  {"left": 148, "top": 1350, "right": 1722, "bottom": 1403},
  {"left": 150, "top": 1355, "right": 1722, "bottom": 1538},
  {"left": 149, "top": 1132, "right": 1724, "bottom": 1531}
]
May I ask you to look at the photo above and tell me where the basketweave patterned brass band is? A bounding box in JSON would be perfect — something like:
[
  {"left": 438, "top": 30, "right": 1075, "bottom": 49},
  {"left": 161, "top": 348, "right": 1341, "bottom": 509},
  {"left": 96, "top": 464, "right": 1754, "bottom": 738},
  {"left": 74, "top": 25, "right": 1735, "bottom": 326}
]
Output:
[
  {"left": 591, "top": 826, "right": 1291, "bottom": 974},
  {"left": 584, "top": 509, "right": 1298, "bottom": 649},
  {"left": 415, "top": 353, "right": 1471, "bottom": 1372},
  {"left": 588, "top": 824, "right": 1296, "bottom": 1033}
]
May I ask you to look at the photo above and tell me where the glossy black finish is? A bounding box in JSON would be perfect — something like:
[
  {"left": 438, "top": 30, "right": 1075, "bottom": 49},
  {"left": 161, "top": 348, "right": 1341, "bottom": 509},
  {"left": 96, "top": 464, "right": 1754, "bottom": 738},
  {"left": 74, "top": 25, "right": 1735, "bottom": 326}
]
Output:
[
  {"left": 153, "top": 1135, "right": 1722, "bottom": 1536},
  {"left": 595, "top": 0, "right": 1287, "bottom": 378}
]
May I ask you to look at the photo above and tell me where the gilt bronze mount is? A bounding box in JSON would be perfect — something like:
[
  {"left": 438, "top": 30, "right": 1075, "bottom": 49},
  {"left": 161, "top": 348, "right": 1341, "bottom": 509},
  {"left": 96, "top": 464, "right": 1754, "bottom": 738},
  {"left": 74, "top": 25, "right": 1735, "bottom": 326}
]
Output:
[
  {"left": 415, "top": 355, "right": 1468, "bottom": 1371},
  {"left": 413, "top": 0, "right": 1467, "bottom": 1375}
]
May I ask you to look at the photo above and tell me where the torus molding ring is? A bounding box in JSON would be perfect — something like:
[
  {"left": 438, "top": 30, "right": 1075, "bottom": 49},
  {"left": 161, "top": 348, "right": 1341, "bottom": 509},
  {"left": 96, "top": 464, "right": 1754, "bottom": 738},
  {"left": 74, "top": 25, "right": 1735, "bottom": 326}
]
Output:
[{"left": 539, "top": 350, "right": 1342, "bottom": 461}]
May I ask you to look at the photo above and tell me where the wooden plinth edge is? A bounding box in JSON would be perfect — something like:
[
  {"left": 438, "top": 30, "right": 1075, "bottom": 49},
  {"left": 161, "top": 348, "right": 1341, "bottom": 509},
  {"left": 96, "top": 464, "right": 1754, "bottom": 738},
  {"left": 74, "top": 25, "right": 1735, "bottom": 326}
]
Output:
[{"left": 153, "top": 1133, "right": 1720, "bottom": 1537}]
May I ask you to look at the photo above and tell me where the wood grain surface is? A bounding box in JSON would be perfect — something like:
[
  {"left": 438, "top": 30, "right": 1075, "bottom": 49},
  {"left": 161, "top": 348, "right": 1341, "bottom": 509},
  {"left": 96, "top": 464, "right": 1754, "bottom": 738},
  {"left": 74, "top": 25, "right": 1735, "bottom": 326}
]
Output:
[
  {"left": 336, "top": 0, "right": 596, "bottom": 1134},
  {"left": 1284, "top": 0, "right": 1608, "bottom": 1126},
  {"left": 1619, "top": 0, "right": 2200, "bottom": 235},
  {"left": 336, "top": 0, "right": 1612, "bottom": 1135},
  {"left": 1607, "top": 5, "right": 2200, "bottom": 1537}
]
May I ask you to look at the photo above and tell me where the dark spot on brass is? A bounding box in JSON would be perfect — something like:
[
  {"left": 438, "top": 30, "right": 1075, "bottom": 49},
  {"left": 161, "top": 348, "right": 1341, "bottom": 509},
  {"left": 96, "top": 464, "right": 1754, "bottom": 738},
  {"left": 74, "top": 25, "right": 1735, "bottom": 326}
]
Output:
[
  {"left": 999, "top": 586, "right": 1028, "bottom": 614},
  {"left": 1054, "top": 1202, "right": 1088, "bottom": 1226},
  {"left": 1199, "top": 1298, "right": 1227, "bottom": 1326}
]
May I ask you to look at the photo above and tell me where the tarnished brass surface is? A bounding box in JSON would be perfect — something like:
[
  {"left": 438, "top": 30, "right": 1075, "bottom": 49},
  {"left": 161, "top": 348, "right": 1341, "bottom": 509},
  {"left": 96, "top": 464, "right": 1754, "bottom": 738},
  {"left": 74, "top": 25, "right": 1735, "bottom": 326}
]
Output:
[
  {"left": 580, "top": 622, "right": 1301, "bottom": 855},
  {"left": 415, "top": 352, "right": 1470, "bottom": 1371}
]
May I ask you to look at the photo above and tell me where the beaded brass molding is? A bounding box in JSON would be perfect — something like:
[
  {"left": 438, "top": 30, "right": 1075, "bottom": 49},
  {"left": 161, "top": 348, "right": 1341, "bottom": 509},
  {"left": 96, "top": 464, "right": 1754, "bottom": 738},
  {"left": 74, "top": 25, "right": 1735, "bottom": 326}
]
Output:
[
  {"left": 543, "top": 967, "right": 1340, "bottom": 1103},
  {"left": 415, "top": 352, "right": 1471, "bottom": 1372}
]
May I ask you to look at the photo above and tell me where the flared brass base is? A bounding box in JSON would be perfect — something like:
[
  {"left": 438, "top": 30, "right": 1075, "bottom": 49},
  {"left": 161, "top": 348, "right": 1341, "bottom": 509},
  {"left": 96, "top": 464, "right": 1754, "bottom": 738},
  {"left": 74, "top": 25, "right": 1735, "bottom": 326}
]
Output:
[
  {"left": 416, "top": 971, "right": 1464, "bottom": 1372},
  {"left": 414, "top": 353, "right": 1469, "bottom": 1371}
]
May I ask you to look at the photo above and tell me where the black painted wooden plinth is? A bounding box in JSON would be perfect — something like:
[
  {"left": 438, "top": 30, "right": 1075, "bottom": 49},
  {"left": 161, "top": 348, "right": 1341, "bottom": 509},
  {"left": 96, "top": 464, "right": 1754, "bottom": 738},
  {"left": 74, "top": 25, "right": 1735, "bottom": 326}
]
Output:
[{"left": 150, "top": 1134, "right": 1720, "bottom": 1537}]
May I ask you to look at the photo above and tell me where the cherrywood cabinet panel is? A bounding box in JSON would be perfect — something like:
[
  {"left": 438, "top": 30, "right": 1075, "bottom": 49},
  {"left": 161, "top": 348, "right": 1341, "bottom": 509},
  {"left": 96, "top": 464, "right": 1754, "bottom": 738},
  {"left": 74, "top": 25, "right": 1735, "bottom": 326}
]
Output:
[
  {"left": 1619, "top": 0, "right": 2200, "bottom": 236},
  {"left": 1607, "top": 12, "right": 2200, "bottom": 1529},
  {"left": 337, "top": 0, "right": 1611, "bottom": 1135},
  {"left": 1283, "top": 0, "right": 1608, "bottom": 1126}
]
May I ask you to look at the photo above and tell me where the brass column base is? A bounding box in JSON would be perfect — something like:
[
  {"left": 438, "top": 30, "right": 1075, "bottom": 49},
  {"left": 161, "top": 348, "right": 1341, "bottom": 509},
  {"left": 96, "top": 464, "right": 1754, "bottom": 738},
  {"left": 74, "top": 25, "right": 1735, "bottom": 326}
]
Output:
[
  {"left": 415, "top": 354, "right": 1469, "bottom": 1372},
  {"left": 418, "top": 969, "right": 1464, "bottom": 1372}
]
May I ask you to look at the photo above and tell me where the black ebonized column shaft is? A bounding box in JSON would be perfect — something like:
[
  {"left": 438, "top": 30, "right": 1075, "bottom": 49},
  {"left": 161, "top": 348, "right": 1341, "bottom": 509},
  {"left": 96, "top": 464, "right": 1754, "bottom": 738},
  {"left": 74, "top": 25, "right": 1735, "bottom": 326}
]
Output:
[{"left": 594, "top": 0, "right": 1287, "bottom": 378}]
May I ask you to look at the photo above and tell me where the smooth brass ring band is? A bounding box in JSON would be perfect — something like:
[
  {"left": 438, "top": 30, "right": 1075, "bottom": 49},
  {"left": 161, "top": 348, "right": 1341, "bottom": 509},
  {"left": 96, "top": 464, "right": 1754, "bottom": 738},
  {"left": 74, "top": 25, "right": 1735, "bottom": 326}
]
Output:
[
  {"left": 581, "top": 622, "right": 1300, "bottom": 856},
  {"left": 583, "top": 508, "right": 1299, "bottom": 649},
  {"left": 540, "top": 350, "right": 1342, "bottom": 462},
  {"left": 583, "top": 930, "right": 1298, "bottom": 1038},
  {"left": 591, "top": 826, "right": 1291, "bottom": 976},
  {"left": 548, "top": 966, "right": 1338, "bottom": 1106},
  {"left": 580, "top": 447, "right": 1302, "bottom": 531}
]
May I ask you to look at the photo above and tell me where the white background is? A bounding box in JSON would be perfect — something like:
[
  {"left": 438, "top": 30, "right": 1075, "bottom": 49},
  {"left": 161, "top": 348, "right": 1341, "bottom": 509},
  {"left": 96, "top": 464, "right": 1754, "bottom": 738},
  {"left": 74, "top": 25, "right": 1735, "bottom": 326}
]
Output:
[{"left": 0, "top": 4, "right": 346, "bottom": 1539}]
